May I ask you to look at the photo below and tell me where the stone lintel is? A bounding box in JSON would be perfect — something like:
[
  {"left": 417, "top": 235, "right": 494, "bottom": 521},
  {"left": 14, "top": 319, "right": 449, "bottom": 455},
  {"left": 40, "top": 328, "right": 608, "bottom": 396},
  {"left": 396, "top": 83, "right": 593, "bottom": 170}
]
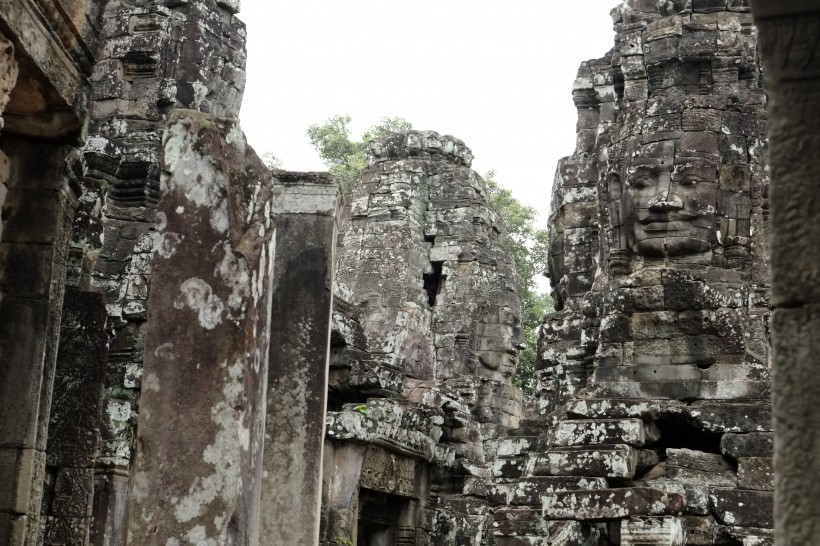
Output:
[
  {"left": 271, "top": 172, "right": 339, "bottom": 215},
  {"left": 0, "top": 0, "right": 85, "bottom": 137},
  {"left": 324, "top": 410, "right": 453, "bottom": 465}
]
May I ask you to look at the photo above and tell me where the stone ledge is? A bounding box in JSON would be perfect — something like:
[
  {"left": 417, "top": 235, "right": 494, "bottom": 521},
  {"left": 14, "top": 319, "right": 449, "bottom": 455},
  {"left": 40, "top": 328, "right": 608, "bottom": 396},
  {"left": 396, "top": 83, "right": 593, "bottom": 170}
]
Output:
[{"left": 542, "top": 487, "right": 686, "bottom": 520}]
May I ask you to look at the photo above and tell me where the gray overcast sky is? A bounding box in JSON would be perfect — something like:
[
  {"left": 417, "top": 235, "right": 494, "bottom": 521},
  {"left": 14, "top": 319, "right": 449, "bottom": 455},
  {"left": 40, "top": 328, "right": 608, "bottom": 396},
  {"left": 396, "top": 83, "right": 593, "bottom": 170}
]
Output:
[{"left": 238, "top": 1, "right": 616, "bottom": 222}]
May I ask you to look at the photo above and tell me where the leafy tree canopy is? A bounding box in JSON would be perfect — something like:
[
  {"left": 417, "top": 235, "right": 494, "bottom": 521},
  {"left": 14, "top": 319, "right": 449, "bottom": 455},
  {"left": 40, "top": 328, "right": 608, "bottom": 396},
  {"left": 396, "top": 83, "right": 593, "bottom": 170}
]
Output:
[
  {"left": 307, "top": 115, "right": 411, "bottom": 192},
  {"left": 306, "top": 115, "right": 551, "bottom": 393}
]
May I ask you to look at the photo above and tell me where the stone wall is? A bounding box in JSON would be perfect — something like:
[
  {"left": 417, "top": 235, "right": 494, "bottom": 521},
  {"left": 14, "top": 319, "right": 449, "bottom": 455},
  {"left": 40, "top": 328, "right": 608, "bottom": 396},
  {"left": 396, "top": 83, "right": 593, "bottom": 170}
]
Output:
[
  {"left": 0, "top": 0, "right": 785, "bottom": 544},
  {"left": 0, "top": 1, "right": 99, "bottom": 539}
]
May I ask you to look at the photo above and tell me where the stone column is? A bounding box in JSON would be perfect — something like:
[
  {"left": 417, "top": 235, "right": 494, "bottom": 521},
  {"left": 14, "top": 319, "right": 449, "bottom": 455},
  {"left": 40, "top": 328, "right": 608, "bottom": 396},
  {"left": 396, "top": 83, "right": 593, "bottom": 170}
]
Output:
[
  {"left": 0, "top": 139, "right": 81, "bottom": 544},
  {"left": 259, "top": 172, "right": 340, "bottom": 545},
  {"left": 125, "top": 111, "right": 275, "bottom": 545},
  {"left": 750, "top": 2, "right": 820, "bottom": 544}
]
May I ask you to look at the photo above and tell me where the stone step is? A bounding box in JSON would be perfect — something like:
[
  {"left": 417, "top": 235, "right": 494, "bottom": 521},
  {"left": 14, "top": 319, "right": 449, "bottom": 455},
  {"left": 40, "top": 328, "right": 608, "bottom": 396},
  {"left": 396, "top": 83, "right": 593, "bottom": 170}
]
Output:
[
  {"left": 542, "top": 487, "right": 685, "bottom": 520},
  {"left": 530, "top": 444, "right": 637, "bottom": 478},
  {"left": 552, "top": 418, "right": 658, "bottom": 447},
  {"left": 486, "top": 476, "right": 608, "bottom": 506},
  {"left": 495, "top": 436, "right": 541, "bottom": 457}
]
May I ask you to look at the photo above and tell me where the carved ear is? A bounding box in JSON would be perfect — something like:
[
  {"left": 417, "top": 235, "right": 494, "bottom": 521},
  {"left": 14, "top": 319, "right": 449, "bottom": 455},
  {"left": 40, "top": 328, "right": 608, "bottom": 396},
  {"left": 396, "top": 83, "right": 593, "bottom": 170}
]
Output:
[{"left": 607, "top": 173, "right": 622, "bottom": 200}]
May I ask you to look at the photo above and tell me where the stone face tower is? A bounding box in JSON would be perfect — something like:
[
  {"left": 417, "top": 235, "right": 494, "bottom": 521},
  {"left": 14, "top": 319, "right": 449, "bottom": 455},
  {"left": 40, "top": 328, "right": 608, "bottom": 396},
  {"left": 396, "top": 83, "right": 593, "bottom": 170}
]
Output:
[
  {"left": 541, "top": 0, "right": 770, "bottom": 416},
  {"left": 484, "top": 1, "right": 773, "bottom": 544},
  {"left": 323, "top": 131, "right": 525, "bottom": 544},
  {"left": 335, "top": 130, "right": 522, "bottom": 387}
]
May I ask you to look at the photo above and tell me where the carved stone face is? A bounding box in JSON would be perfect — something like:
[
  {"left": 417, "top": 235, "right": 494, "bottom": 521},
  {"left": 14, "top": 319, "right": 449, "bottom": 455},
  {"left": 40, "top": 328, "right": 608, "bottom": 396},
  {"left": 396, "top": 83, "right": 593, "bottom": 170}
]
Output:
[
  {"left": 623, "top": 135, "right": 718, "bottom": 258},
  {"left": 476, "top": 305, "right": 522, "bottom": 379}
]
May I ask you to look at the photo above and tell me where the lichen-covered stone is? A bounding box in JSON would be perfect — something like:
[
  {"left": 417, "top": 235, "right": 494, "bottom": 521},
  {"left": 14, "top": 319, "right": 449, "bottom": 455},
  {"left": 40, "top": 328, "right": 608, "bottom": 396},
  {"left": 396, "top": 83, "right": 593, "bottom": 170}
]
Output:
[
  {"left": 478, "top": 1, "right": 772, "bottom": 544},
  {"left": 126, "top": 111, "right": 275, "bottom": 545},
  {"left": 542, "top": 488, "right": 685, "bottom": 520},
  {"left": 322, "top": 130, "right": 525, "bottom": 544}
]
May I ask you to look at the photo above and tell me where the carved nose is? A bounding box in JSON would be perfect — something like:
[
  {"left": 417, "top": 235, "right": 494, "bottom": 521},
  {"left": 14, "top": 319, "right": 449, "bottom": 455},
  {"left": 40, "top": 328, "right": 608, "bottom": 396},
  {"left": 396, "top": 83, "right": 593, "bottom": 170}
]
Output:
[{"left": 648, "top": 194, "right": 683, "bottom": 212}]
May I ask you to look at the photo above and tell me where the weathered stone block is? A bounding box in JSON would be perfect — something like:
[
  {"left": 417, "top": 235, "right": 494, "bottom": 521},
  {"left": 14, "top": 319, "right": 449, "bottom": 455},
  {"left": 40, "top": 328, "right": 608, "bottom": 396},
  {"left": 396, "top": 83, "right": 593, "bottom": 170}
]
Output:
[
  {"left": 589, "top": 364, "right": 770, "bottom": 400},
  {"left": 493, "top": 510, "right": 596, "bottom": 543},
  {"left": 720, "top": 432, "right": 773, "bottom": 458},
  {"left": 542, "top": 488, "right": 685, "bottom": 520},
  {"left": 553, "top": 418, "right": 657, "bottom": 447},
  {"left": 688, "top": 402, "right": 772, "bottom": 433},
  {"left": 487, "top": 477, "right": 607, "bottom": 506},
  {"left": 709, "top": 489, "right": 773, "bottom": 528},
  {"left": 621, "top": 516, "right": 685, "bottom": 545},
  {"left": 737, "top": 457, "right": 773, "bottom": 491},
  {"left": 531, "top": 445, "right": 637, "bottom": 478}
]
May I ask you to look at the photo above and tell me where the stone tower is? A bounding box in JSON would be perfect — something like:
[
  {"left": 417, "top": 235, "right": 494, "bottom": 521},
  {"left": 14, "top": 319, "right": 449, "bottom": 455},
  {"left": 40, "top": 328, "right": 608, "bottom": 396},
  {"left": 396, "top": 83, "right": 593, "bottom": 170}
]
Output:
[
  {"left": 323, "top": 130, "right": 525, "bottom": 544},
  {"left": 487, "top": 1, "right": 773, "bottom": 544}
]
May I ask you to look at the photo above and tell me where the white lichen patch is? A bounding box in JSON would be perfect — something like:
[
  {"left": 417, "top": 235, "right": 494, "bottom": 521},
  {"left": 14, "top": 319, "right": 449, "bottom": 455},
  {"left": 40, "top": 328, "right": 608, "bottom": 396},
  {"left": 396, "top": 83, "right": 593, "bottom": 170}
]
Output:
[
  {"left": 158, "top": 232, "right": 183, "bottom": 258},
  {"left": 171, "top": 360, "right": 248, "bottom": 543},
  {"left": 175, "top": 278, "right": 224, "bottom": 330},
  {"left": 213, "top": 241, "right": 250, "bottom": 319},
  {"left": 163, "top": 121, "right": 230, "bottom": 234}
]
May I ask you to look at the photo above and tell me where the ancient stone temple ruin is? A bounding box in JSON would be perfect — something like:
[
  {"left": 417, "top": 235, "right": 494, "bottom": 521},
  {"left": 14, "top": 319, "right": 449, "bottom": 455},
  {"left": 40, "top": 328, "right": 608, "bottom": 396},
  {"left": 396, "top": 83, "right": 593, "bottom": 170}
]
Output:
[
  {"left": 0, "top": 0, "right": 782, "bottom": 545},
  {"left": 495, "top": 0, "right": 772, "bottom": 543},
  {"left": 323, "top": 130, "right": 524, "bottom": 544},
  {"left": 0, "top": 2, "right": 340, "bottom": 544}
]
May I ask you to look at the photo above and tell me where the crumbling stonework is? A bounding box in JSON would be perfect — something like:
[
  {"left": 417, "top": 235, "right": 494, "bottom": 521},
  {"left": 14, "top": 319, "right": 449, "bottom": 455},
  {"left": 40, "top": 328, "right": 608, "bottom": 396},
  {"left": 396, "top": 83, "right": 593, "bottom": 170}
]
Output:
[
  {"left": 0, "top": 1, "right": 342, "bottom": 545},
  {"left": 323, "top": 130, "right": 525, "bottom": 544},
  {"left": 0, "top": 0, "right": 783, "bottom": 544},
  {"left": 482, "top": 1, "right": 773, "bottom": 544}
]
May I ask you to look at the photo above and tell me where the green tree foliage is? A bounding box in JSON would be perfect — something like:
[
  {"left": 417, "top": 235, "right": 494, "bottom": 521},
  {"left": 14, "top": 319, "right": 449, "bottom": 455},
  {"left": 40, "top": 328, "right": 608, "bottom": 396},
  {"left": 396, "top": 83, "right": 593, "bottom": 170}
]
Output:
[
  {"left": 306, "top": 115, "right": 552, "bottom": 394},
  {"left": 484, "top": 172, "right": 552, "bottom": 394},
  {"left": 260, "top": 151, "right": 283, "bottom": 170},
  {"left": 306, "top": 115, "right": 411, "bottom": 192}
]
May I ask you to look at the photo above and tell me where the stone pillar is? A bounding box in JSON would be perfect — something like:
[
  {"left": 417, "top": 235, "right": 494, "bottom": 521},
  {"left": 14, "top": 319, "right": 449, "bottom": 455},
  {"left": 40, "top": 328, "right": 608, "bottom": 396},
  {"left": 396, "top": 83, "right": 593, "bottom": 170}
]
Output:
[
  {"left": 259, "top": 172, "right": 340, "bottom": 545},
  {"left": 0, "top": 138, "right": 80, "bottom": 545},
  {"left": 125, "top": 110, "right": 275, "bottom": 545},
  {"left": 750, "top": 2, "right": 820, "bottom": 544},
  {"left": 320, "top": 442, "right": 366, "bottom": 545},
  {"left": 0, "top": 142, "right": 79, "bottom": 542}
]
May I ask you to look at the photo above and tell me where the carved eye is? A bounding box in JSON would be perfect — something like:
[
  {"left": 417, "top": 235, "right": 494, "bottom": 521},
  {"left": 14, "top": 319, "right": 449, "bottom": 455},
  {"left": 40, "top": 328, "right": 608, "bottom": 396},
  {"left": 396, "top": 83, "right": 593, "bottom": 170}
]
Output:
[
  {"left": 679, "top": 177, "right": 700, "bottom": 186},
  {"left": 629, "top": 176, "right": 651, "bottom": 189}
]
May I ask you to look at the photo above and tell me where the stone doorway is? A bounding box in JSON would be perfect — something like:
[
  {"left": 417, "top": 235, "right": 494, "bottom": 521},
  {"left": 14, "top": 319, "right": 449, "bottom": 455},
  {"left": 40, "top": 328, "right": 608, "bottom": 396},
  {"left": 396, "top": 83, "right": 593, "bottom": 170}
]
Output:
[{"left": 357, "top": 489, "right": 412, "bottom": 546}]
